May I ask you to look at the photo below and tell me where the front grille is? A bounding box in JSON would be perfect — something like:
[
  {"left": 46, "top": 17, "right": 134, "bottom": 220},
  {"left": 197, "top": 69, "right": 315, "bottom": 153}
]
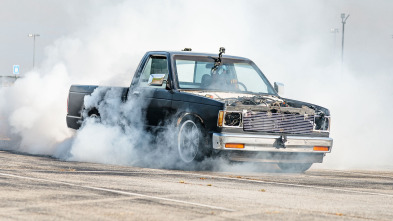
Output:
[{"left": 243, "top": 112, "right": 314, "bottom": 134}]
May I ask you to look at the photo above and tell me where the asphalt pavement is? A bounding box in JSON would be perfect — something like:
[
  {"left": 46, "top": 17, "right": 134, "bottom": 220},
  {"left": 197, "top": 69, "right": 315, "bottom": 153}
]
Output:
[{"left": 0, "top": 150, "right": 392, "bottom": 220}]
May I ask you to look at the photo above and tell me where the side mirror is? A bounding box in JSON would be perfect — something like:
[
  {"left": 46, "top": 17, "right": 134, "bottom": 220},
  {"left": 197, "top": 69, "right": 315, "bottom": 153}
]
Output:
[
  {"left": 148, "top": 74, "right": 166, "bottom": 86},
  {"left": 274, "top": 82, "right": 285, "bottom": 96}
]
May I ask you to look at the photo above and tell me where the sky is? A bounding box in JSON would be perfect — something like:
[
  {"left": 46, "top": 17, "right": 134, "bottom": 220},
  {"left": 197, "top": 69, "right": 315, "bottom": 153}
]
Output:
[
  {"left": 1, "top": 0, "right": 392, "bottom": 78},
  {"left": 0, "top": 0, "right": 393, "bottom": 170},
  {"left": 0, "top": 0, "right": 115, "bottom": 75}
]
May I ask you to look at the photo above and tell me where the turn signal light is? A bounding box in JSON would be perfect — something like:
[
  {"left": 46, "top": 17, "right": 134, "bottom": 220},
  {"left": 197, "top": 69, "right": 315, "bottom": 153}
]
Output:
[
  {"left": 225, "top": 143, "right": 245, "bottom": 149},
  {"left": 313, "top": 146, "right": 329, "bottom": 151},
  {"left": 217, "top": 111, "right": 224, "bottom": 127}
]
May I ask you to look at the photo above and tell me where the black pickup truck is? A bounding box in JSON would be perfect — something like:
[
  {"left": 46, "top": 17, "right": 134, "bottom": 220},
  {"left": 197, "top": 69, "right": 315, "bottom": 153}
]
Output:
[{"left": 67, "top": 48, "right": 332, "bottom": 172}]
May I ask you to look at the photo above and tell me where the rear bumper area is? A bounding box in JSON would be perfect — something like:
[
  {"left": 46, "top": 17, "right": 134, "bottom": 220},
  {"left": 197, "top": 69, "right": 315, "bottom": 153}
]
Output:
[
  {"left": 212, "top": 133, "right": 333, "bottom": 163},
  {"left": 66, "top": 115, "right": 82, "bottom": 130}
]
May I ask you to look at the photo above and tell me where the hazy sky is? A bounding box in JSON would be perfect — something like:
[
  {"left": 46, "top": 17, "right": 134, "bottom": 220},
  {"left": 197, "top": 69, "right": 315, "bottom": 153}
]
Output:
[
  {"left": 1, "top": 0, "right": 392, "bottom": 76},
  {"left": 0, "top": 0, "right": 112, "bottom": 75},
  {"left": 1, "top": 0, "right": 393, "bottom": 169}
]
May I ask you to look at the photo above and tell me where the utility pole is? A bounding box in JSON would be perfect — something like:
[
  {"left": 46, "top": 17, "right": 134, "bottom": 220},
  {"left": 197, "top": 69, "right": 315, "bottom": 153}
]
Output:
[
  {"left": 341, "top": 13, "right": 350, "bottom": 65},
  {"left": 28, "top": 33, "right": 40, "bottom": 69}
]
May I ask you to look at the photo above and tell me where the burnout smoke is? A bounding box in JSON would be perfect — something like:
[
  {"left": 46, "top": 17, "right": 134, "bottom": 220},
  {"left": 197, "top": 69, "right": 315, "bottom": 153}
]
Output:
[
  {"left": 68, "top": 87, "right": 149, "bottom": 165},
  {"left": 0, "top": 65, "right": 72, "bottom": 154},
  {"left": 66, "top": 87, "right": 220, "bottom": 170},
  {"left": 0, "top": 0, "right": 392, "bottom": 171}
]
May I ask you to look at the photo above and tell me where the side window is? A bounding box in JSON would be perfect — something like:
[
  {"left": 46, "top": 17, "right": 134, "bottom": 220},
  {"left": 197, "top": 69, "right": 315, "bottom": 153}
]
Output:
[{"left": 139, "top": 56, "right": 169, "bottom": 88}]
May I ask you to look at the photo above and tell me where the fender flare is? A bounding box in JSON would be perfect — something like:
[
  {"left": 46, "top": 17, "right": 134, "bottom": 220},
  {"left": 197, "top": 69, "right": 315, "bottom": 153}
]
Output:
[{"left": 176, "top": 112, "right": 205, "bottom": 128}]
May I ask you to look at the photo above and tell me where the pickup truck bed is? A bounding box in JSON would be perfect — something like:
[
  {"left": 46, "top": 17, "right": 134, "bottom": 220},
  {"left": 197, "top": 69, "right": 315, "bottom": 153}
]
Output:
[{"left": 67, "top": 85, "right": 128, "bottom": 129}]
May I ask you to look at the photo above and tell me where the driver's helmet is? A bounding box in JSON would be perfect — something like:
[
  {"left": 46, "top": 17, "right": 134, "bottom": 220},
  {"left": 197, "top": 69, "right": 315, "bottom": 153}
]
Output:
[{"left": 217, "top": 65, "right": 227, "bottom": 75}]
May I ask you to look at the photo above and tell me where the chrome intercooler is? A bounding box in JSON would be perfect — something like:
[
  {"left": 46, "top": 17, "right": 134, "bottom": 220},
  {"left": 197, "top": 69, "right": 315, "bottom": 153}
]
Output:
[{"left": 243, "top": 112, "right": 314, "bottom": 134}]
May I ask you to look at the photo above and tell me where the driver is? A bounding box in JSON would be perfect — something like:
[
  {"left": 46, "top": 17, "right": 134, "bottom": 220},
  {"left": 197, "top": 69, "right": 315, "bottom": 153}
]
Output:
[
  {"left": 201, "top": 65, "right": 239, "bottom": 91},
  {"left": 214, "top": 65, "right": 239, "bottom": 90}
]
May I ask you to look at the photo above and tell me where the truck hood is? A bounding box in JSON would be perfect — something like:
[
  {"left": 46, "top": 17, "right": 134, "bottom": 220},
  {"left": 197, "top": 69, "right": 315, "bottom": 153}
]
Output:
[{"left": 185, "top": 90, "right": 329, "bottom": 116}]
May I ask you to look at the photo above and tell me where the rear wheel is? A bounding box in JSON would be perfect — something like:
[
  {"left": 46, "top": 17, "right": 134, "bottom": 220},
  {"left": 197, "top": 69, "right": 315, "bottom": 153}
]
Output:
[
  {"left": 177, "top": 117, "right": 206, "bottom": 163},
  {"left": 277, "top": 163, "right": 313, "bottom": 173}
]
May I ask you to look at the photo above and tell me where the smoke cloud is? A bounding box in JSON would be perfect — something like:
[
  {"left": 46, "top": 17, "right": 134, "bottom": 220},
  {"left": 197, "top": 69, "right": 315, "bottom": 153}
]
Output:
[
  {"left": 1, "top": 0, "right": 392, "bottom": 171},
  {"left": 65, "top": 87, "right": 148, "bottom": 165}
]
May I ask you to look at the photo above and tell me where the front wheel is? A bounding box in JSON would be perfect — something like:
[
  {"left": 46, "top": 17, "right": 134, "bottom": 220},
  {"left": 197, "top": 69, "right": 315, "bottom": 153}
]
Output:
[
  {"left": 177, "top": 117, "right": 206, "bottom": 163},
  {"left": 277, "top": 163, "right": 313, "bottom": 173}
]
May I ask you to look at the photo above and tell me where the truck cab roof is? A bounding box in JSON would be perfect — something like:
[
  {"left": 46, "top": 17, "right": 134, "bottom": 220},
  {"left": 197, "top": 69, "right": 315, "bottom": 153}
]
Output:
[{"left": 146, "top": 50, "right": 251, "bottom": 61}]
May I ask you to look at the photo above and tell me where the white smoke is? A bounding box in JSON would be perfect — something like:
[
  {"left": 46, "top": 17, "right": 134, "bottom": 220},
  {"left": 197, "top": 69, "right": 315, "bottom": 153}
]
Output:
[
  {"left": 0, "top": 64, "right": 72, "bottom": 154},
  {"left": 66, "top": 87, "right": 147, "bottom": 165},
  {"left": 1, "top": 0, "right": 392, "bottom": 170},
  {"left": 64, "top": 87, "right": 217, "bottom": 170}
]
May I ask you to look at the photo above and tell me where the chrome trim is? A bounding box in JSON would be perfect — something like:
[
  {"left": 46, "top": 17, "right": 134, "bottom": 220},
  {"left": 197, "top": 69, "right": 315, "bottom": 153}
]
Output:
[
  {"left": 69, "top": 91, "right": 89, "bottom": 95},
  {"left": 67, "top": 115, "right": 82, "bottom": 119},
  {"left": 212, "top": 133, "right": 333, "bottom": 153}
]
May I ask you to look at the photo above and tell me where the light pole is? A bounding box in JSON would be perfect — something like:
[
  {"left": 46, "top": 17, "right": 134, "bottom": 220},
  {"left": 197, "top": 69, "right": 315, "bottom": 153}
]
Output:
[
  {"left": 341, "top": 13, "right": 350, "bottom": 65},
  {"left": 28, "top": 33, "right": 40, "bottom": 69}
]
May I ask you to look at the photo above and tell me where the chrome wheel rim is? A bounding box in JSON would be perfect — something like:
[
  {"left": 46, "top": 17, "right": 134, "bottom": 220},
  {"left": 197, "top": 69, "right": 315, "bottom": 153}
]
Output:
[{"left": 178, "top": 120, "right": 200, "bottom": 163}]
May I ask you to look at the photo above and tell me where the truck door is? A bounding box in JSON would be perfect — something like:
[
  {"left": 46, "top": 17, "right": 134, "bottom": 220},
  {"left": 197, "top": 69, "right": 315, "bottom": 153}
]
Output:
[{"left": 133, "top": 54, "right": 173, "bottom": 127}]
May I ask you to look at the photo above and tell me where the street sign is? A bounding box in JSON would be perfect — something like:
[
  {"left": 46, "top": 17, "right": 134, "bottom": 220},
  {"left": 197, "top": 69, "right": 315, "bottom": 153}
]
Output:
[{"left": 13, "top": 65, "right": 20, "bottom": 75}]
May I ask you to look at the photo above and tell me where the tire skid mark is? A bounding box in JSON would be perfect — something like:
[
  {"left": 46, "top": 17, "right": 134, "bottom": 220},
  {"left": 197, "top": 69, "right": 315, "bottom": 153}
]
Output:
[
  {"left": 329, "top": 170, "right": 393, "bottom": 179},
  {"left": 0, "top": 172, "right": 235, "bottom": 212},
  {"left": 158, "top": 171, "right": 393, "bottom": 198},
  {"left": 37, "top": 167, "right": 393, "bottom": 197},
  {"left": 0, "top": 196, "right": 137, "bottom": 213}
]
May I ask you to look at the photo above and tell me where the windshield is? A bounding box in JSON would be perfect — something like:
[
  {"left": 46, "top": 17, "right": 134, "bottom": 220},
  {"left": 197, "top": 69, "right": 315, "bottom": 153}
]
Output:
[{"left": 174, "top": 55, "right": 276, "bottom": 95}]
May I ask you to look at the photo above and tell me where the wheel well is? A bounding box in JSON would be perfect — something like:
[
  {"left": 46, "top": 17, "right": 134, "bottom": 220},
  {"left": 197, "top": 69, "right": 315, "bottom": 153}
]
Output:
[{"left": 176, "top": 112, "right": 205, "bottom": 128}]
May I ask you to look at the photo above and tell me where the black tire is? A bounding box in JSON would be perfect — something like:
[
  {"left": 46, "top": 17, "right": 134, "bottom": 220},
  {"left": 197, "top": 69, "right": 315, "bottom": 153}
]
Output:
[
  {"left": 81, "top": 108, "right": 101, "bottom": 126},
  {"left": 87, "top": 108, "right": 100, "bottom": 118},
  {"left": 277, "top": 163, "right": 313, "bottom": 173},
  {"left": 177, "top": 116, "right": 207, "bottom": 163}
]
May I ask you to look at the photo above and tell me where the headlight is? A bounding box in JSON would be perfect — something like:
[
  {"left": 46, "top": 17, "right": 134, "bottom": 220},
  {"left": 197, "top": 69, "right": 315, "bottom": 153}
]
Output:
[
  {"left": 217, "top": 111, "right": 242, "bottom": 127},
  {"left": 313, "top": 115, "right": 330, "bottom": 132},
  {"left": 225, "top": 112, "right": 242, "bottom": 126}
]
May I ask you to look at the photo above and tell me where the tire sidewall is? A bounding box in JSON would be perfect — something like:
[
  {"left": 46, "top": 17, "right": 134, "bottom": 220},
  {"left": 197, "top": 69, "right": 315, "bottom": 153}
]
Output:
[{"left": 177, "top": 116, "right": 206, "bottom": 163}]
